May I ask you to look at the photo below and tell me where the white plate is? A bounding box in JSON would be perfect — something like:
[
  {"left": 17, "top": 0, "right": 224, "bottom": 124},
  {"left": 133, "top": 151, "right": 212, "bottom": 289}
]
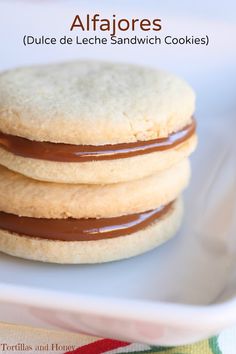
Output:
[
  {"left": 0, "top": 119, "right": 236, "bottom": 346},
  {"left": 0, "top": 0, "right": 236, "bottom": 346}
]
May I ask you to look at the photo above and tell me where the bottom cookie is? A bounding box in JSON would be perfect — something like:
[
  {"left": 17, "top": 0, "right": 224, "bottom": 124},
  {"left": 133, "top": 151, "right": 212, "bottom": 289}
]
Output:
[{"left": 0, "top": 199, "right": 183, "bottom": 264}]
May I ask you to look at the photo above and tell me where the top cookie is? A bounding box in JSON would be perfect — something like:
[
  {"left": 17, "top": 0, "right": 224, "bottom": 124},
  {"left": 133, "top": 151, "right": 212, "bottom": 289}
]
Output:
[{"left": 0, "top": 60, "right": 195, "bottom": 145}]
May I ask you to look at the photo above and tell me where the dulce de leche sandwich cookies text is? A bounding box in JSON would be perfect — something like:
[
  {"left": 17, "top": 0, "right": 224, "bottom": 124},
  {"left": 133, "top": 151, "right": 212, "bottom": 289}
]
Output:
[{"left": 0, "top": 61, "right": 197, "bottom": 263}]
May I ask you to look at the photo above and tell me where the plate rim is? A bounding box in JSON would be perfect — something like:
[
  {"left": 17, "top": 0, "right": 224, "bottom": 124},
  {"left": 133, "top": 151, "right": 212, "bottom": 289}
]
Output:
[{"left": 1, "top": 282, "right": 236, "bottom": 330}]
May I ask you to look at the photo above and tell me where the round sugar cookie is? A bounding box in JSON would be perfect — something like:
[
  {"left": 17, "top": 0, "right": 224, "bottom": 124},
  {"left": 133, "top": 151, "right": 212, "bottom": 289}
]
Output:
[
  {"left": 0, "top": 61, "right": 195, "bottom": 144},
  {"left": 0, "top": 159, "right": 190, "bottom": 218}
]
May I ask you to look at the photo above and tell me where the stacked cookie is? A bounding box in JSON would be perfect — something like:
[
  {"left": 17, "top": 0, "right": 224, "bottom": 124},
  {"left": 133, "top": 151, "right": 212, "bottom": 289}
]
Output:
[{"left": 0, "top": 61, "right": 197, "bottom": 263}]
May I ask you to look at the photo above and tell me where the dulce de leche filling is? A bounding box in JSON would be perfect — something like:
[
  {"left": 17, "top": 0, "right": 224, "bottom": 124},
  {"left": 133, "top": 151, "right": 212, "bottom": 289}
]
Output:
[
  {"left": 0, "top": 201, "right": 174, "bottom": 241},
  {"left": 0, "top": 119, "right": 196, "bottom": 162}
]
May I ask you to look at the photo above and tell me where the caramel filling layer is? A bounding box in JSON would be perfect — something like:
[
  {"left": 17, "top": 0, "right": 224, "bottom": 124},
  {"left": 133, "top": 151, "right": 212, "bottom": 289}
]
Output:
[
  {"left": 0, "top": 120, "right": 196, "bottom": 162},
  {"left": 0, "top": 201, "right": 174, "bottom": 241}
]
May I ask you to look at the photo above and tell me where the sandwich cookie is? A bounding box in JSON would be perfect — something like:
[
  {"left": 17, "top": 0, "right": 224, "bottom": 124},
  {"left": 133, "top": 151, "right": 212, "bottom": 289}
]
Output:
[
  {"left": 0, "top": 61, "right": 197, "bottom": 184},
  {"left": 0, "top": 160, "right": 188, "bottom": 263}
]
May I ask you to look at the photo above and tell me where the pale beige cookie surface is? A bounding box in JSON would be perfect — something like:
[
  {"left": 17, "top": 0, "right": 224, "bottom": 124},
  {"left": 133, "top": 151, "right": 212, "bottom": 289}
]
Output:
[
  {"left": 0, "top": 159, "right": 190, "bottom": 218},
  {"left": 0, "top": 134, "right": 196, "bottom": 184},
  {"left": 0, "top": 199, "right": 182, "bottom": 264},
  {"left": 0, "top": 61, "right": 195, "bottom": 144}
]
